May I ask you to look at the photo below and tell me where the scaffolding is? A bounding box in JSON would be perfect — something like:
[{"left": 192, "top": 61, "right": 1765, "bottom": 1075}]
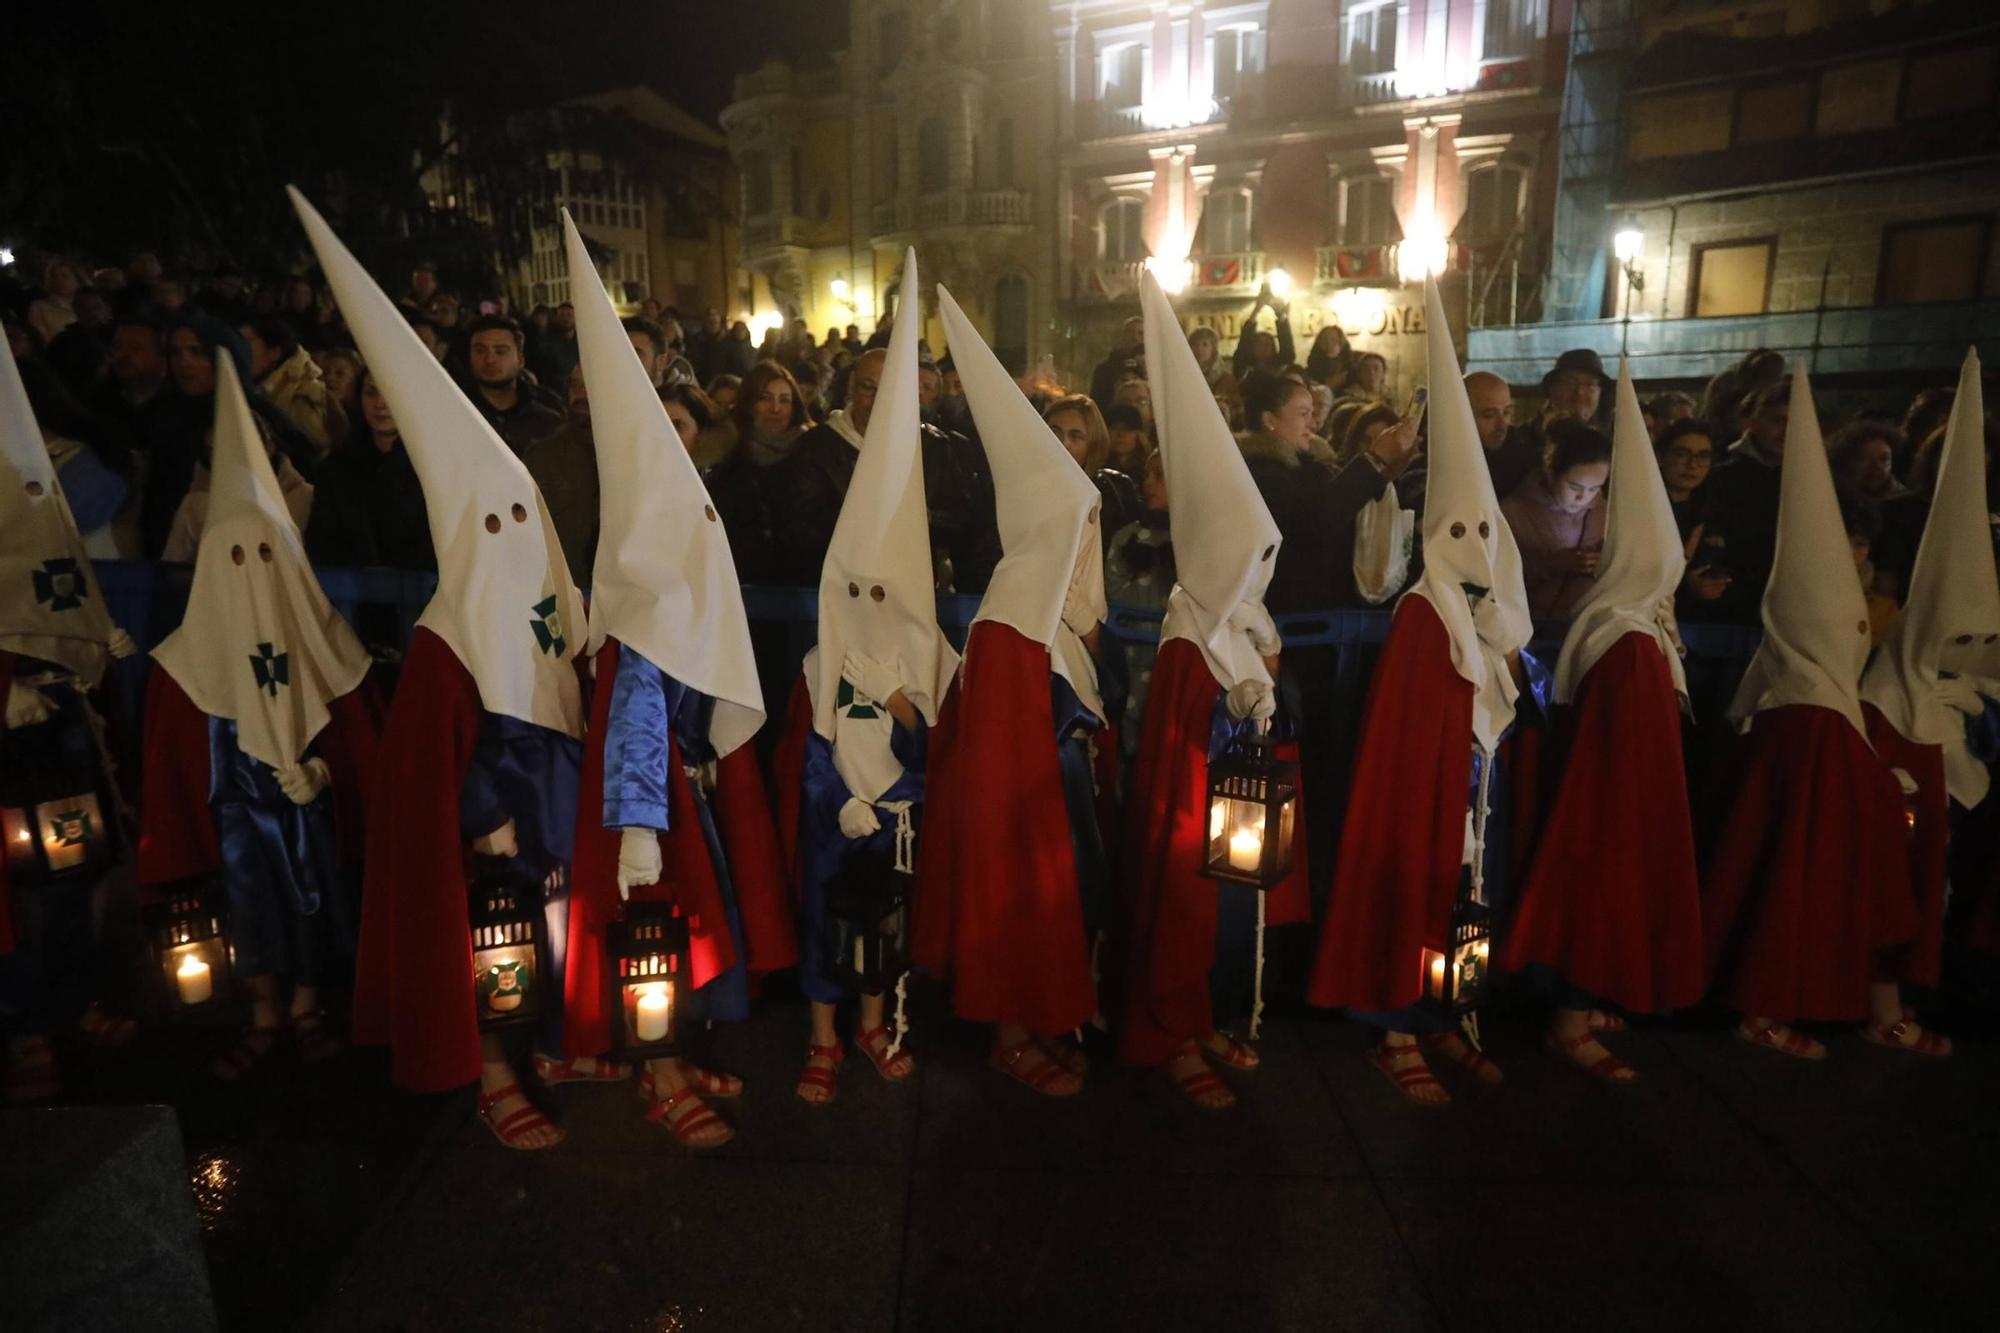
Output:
[{"left": 1542, "top": 0, "right": 1638, "bottom": 323}]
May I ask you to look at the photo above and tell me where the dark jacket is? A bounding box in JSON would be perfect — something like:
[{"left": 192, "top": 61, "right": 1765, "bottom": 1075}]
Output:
[
  {"left": 1238, "top": 431, "right": 1391, "bottom": 614},
  {"left": 470, "top": 386, "right": 564, "bottom": 458},
  {"left": 1689, "top": 439, "right": 1782, "bottom": 624},
  {"left": 304, "top": 435, "right": 435, "bottom": 573},
  {"left": 521, "top": 420, "right": 600, "bottom": 591}
]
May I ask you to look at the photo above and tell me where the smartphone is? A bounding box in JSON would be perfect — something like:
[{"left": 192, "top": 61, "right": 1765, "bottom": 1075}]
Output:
[{"left": 1404, "top": 386, "right": 1429, "bottom": 422}]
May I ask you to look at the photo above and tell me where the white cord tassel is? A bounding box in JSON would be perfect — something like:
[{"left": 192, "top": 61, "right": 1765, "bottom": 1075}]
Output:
[
  {"left": 883, "top": 801, "right": 916, "bottom": 874},
  {"left": 1249, "top": 889, "right": 1267, "bottom": 1041},
  {"left": 885, "top": 970, "right": 910, "bottom": 1059},
  {"left": 1468, "top": 751, "right": 1494, "bottom": 909}
]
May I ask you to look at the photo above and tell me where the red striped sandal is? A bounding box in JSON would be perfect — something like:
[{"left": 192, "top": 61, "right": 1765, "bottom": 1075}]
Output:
[
  {"left": 639, "top": 1063, "right": 745, "bottom": 1101},
  {"left": 1859, "top": 1019, "right": 1952, "bottom": 1058},
  {"left": 647, "top": 1084, "right": 734, "bottom": 1149},
  {"left": 477, "top": 1082, "right": 565, "bottom": 1150},
  {"left": 1587, "top": 1010, "right": 1627, "bottom": 1033},
  {"left": 1202, "top": 1032, "right": 1261, "bottom": 1071},
  {"left": 1370, "top": 1042, "right": 1450, "bottom": 1108},
  {"left": 1736, "top": 1020, "right": 1826, "bottom": 1061},
  {"left": 991, "top": 1039, "right": 1084, "bottom": 1097},
  {"left": 1546, "top": 1029, "right": 1640, "bottom": 1083},
  {"left": 796, "top": 1042, "right": 845, "bottom": 1106},
  {"left": 1425, "top": 1029, "right": 1504, "bottom": 1086},
  {"left": 1168, "top": 1059, "right": 1236, "bottom": 1111},
  {"left": 212, "top": 1026, "right": 284, "bottom": 1083},
  {"left": 532, "top": 1053, "right": 628, "bottom": 1086},
  {"left": 855, "top": 1025, "right": 916, "bottom": 1083}
]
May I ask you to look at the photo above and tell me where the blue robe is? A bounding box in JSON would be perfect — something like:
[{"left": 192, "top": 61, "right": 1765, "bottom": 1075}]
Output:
[{"left": 1052, "top": 671, "right": 1109, "bottom": 939}]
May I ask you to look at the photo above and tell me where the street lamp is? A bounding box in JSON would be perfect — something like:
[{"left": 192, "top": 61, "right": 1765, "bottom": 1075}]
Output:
[
  {"left": 1613, "top": 222, "right": 1645, "bottom": 355},
  {"left": 1266, "top": 267, "right": 1293, "bottom": 300}
]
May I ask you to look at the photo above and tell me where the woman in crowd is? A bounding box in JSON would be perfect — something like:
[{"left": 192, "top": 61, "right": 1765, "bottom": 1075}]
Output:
[
  {"left": 662, "top": 383, "right": 717, "bottom": 457},
  {"left": 706, "top": 360, "right": 812, "bottom": 585},
  {"left": 1102, "top": 402, "right": 1152, "bottom": 478},
  {"left": 1188, "top": 326, "right": 1238, "bottom": 420},
  {"left": 1045, "top": 393, "right": 1142, "bottom": 546},
  {"left": 315, "top": 348, "right": 363, "bottom": 422},
  {"left": 1338, "top": 351, "right": 1390, "bottom": 402},
  {"left": 1304, "top": 325, "right": 1355, "bottom": 393},
  {"left": 303, "top": 370, "right": 435, "bottom": 574},
  {"left": 1502, "top": 419, "right": 1611, "bottom": 619},
  {"left": 160, "top": 407, "right": 315, "bottom": 564},
  {"left": 1653, "top": 418, "right": 1716, "bottom": 544}
]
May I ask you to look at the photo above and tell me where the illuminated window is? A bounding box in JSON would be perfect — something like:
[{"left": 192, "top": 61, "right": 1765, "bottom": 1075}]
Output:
[
  {"left": 1483, "top": 0, "right": 1543, "bottom": 63},
  {"left": 1878, "top": 217, "right": 1991, "bottom": 304},
  {"left": 1211, "top": 24, "right": 1265, "bottom": 99},
  {"left": 1341, "top": 175, "right": 1401, "bottom": 246},
  {"left": 1688, "top": 238, "right": 1775, "bottom": 317},
  {"left": 1204, "top": 187, "right": 1256, "bottom": 254},
  {"left": 1099, "top": 40, "right": 1148, "bottom": 107},
  {"left": 1100, "top": 197, "right": 1146, "bottom": 261},
  {"left": 1345, "top": 0, "right": 1398, "bottom": 77}
]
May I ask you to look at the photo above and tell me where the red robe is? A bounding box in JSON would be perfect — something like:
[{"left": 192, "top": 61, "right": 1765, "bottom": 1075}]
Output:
[
  {"left": 1498, "top": 632, "right": 1706, "bottom": 1012},
  {"left": 913, "top": 621, "right": 1096, "bottom": 1037},
  {"left": 1113, "top": 637, "right": 1310, "bottom": 1067},
  {"left": 1701, "top": 705, "right": 1920, "bottom": 1022},
  {"left": 349, "top": 628, "right": 495, "bottom": 1092},
  {"left": 1861, "top": 703, "right": 1948, "bottom": 989},
  {"left": 1308, "top": 597, "right": 1476, "bottom": 1013},
  {"left": 562, "top": 639, "right": 795, "bottom": 1059},
  {"left": 136, "top": 667, "right": 378, "bottom": 891},
  {"left": 769, "top": 672, "right": 813, "bottom": 900}
]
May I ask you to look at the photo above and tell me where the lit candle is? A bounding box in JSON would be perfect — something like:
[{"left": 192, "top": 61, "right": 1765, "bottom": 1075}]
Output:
[
  {"left": 177, "top": 955, "right": 213, "bottom": 1006},
  {"left": 1429, "top": 953, "right": 1447, "bottom": 996},
  {"left": 1227, "top": 826, "right": 1263, "bottom": 871},
  {"left": 635, "top": 984, "right": 671, "bottom": 1041}
]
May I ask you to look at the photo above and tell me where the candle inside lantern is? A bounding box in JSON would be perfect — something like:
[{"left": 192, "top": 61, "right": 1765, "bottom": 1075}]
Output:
[
  {"left": 1429, "top": 952, "right": 1447, "bottom": 995},
  {"left": 635, "top": 983, "right": 671, "bottom": 1041},
  {"left": 1227, "top": 826, "right": 1263, "bottom": 871},
  {"left": 177, "top": 954, "right": 213, "bottom": 1005}
]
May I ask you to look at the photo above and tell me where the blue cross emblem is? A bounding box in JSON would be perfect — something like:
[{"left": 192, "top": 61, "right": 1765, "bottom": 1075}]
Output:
[{"left": 250, "top": 642, "right": 290, "bottom": 697}]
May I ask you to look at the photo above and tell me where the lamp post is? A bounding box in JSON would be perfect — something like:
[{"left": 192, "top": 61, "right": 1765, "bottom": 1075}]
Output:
[{"left": 1613, "top": 224, "right": 1644, "bottom": 357}]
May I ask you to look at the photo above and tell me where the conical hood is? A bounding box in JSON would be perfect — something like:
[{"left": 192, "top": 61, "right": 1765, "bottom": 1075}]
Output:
[
  {"left": 0, "top": 333, "right": 117, "bottom": 684},
  {"left": 290, "top": 186, "right": 584, "bottom": 737},
  {"left": 564, "top": 211, "right": 762, "bottom": 758},
  {"left": 1728, "top": 365, "right": 1871, "bottom": 734},
  {"left": 1554, "top": 358, "right": 1689, "bottom": 704},
  {"left": 152, "top": 357, "right": 371, "bottom": 770},
  {"left": 1141, "top": 268, "right": 1280, "bottom": 691},
  {"left": 1862, "top": 350, "right": 2000, "bottom": 794},
  {"left": 940, "top": 282, "right": 1103, "bottom": 649},
  {"left": 1407, "top": 279, "right": 1532, "bottom": 752},
  {"left": 813, "top": 249, "right": 958, "bottom": 797}
]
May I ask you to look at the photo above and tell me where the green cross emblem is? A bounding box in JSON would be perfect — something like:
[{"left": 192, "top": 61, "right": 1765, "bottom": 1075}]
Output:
[
  {"left": 32, "top": 558, "right": 87, "bottom": 612},
  {"left": 250, "top": 642, "right": 290, "bottom": 697},
  {"left": 47, "top": 806, "right": 93, "bottom": 848},
  {"left": 530, "top": 595, "right": 566, "bottom": 656},
  {"left": 835, "top": 678, "right": 879, "bottom": 720}
]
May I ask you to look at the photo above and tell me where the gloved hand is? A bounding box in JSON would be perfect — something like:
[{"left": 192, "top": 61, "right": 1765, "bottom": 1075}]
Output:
[
  {"left": 471, "top": 818, "right": 519, "bottom": 859},
  {"left": 1937, "top": 675, "right": 1984, "bottom": 717},
  {"left": 841, "top": 651, "right": 902, "bottom": 708},
  {"left": 838, "top": 797, "right": 881, "bottom": 839},
  {"left": 107, "top": 627, "right": 138, "bottom": 660},
  {"left": 1224, "top": 679, "right": 1276, "bottom": 722},
  {"left": 616, "top": 827, "right": 662, "bottom": 901},
  {"left": 275, "top": 757, "right": 332, "bottom": 805},
  {"left": 5, "top": 681, "right": 54, "bottom": 729},
  {"left": 1227, "top": 600, "right": 1281, "bottom": 657}
]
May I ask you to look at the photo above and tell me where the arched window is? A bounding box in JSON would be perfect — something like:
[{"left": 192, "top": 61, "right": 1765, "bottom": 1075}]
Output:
[
  {"left": 1099, "top": 197, "right": 1146, "bottom": 261},
  {"left": 1461, "top": 163, "right": 1527, "bottom": 240},
  {"left": 992, "top": 274, "right": 1029, "bottom": 375},
  {"left": 1203, "top": 187, "right": 1256, "bottom": 254},
  {"left": 918, "top": 118, "right": 950, "bottom": 193},
  {"left": 1339, "top": 175, "right": 1400, "bottom": 246}
]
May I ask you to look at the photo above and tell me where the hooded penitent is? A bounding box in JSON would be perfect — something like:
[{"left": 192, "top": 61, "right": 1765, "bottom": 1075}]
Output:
[
  {"left": 291, "top": 186, "right": 585, "bottom": 739},
  {"left": 1861, "top": 350, "right": 2000, "bottom": 804},
  {"left": 1553, "top": 359, "right": 1689, "bottom": 705},
  {"left": 564, "top": 211, "right": 763, "bottom": 759},
  {"left": 1141, "top": 269, "right": 1281, "bottom": 694},
  {"left": 1727, "top": 365, "right": 1871, "bottom": 736},
  {"left": 152, "top": 357, "right": 371, "bottom": 772},
  {"left": 0, "top": 333, "right": 118, "bottom": 685},
  {"left": 812, "top": 248, "right": 958, "bottom": 801},
  {"left": 1406, "top": 279, "right": 1532, "bottom": 754}
]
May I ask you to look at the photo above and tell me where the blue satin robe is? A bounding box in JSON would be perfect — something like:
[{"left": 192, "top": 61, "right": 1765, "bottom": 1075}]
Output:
[
  {"left": 796, "top": 718, "right": 927, "bottom": 1005},
  {"left": 602, "top": 647, "right": 751, "bottom": 1025},
  {"left": 1053, "top": 672, "right": 1109, "bottom": 939}
]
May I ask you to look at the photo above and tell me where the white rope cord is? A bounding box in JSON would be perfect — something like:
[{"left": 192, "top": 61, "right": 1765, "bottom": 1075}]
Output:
[
  {"left": 885, "top": 970, "right": 910, "bottom": 1059},
  {"left": 1249, "top": 889, "right": 1267, "bottom": 1041}
]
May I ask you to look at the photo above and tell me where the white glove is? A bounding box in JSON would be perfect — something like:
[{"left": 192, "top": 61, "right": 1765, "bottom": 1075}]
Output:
[
  {"left": 275, "top": 757, "right": 332, "bottom": 805},
  {"left": 5, "top": 681, "right": 54, "bottom": 729},
  {"left": 471, "top": 818, "right": 519, "bottom": 858},
  {"left": 1227, "top": 601, "right": 1281, "bottom": 657},
  {"left": 841, "top": 651, "right": 903, "bottom": 708},
  {"left": 1937, "top": 676, "right": 1984, "bottom": 717},
  {"left": 1224, "top": 679, "right": 1277, "bottom": 722},
  {"left": 616, "top": 827, "right": 662, "bottom": 901},
  {"left": 838, "top": 797, "right": 881, "bottom": 839},
  {"left": 107, "top": 627, "right": 138, "bottom": 660}
]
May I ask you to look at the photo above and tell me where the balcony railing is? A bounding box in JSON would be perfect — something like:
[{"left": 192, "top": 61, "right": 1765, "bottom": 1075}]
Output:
[
  {"left": 742, "top": 212, "right": 807, "bottom": 251},
  {"left": 1082, "top": 259, "right": 1146, "bottom": 300},
  {"left": 1084, "top": 95, "right": 1233, "bottom": 140},
  {"left": 876, "top": 190, "right": 1033, "bottom": 234},
  {"left": 1193, "top": 251, "right": 1266, "bottom": 292},
  {"left": 1349, "top": 69, "right": 1399, "bottom": 105},
  {"left": 1342, "top": 55, "right": 1542, "bottom": 107},
  {"left": 1316, "top": 244, "right": 1399, "bottom": 285}
]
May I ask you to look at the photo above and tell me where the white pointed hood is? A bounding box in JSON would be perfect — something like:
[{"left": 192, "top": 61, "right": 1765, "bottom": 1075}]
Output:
[
  {"left": 1406, "top": 280, "right": 1533, "bottom": 753},
  {"left": 0, "top": 334, "right": 118, "bottom": 685},
  {"left": 1554, "top": 359, "right": 1689, "bottom": 705},
  {"left": 813, "top": 249, "right": 958, "bottom": 798},
  {"left": 564, "top": 212, "right": 763, "bottom": 758},
  {"left": 291, "top": 186, "right": 584, "bottom": 737},
  {"left": 1728, "top": 366, "right": 1871, "bottom": 735},
  {"left": 1142, "top": 270, "right": 1281, "bottom": 692},
  {"left": 152, "top": 357, "right": 371, "bottom": 770},
  {"left": 939, "top": 283, "right": 1106, "bottom": 717},
  {"left": 1862, "top": 349, "right": 2000, "bottom": 801}
]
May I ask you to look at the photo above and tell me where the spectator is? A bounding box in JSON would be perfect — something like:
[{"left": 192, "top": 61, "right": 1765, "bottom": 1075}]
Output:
[
  {"left": 1839, "top": 492, "right": 1897, "bottom": 643},
  {"left": 1828, "top": 419, "right": 1924, "bottom": 601},
  {"left": 1103, "top": 446, "right": 1173, "bottom": 761},
  {"left": 1338, "top": 351, "right": 1389, "bottom": 402},
  {"left": 522, "top": 366, "right": 599, "bottom": 591},
  {"left": 531, "top": 301, "right": 580, "bottom": 386},
  {"left": 1089, "top": 315, "right": 1144, "bottom": 410},
  {"left": 1044, "top": 392, "right": 1140, "bottom": 547},
  {"left": 624, "top": 315, "right": 669, "bottom": 388},
  {"left": 1539, "top": 348, "right": 1610, "bottom": 429},
  {"left": 279, "top": 275, "right": 325, "bottom": 350},
  {"left": 44, "top": 288, "right": 114, "bottom": 396},
  {"left": 1304, "top": 325, "right": 1355, "bottom": 392},
  {"left": 1654, "top": 417, "right": 1718, "bottom": 544},
  {"left": 1112, "top": 376, "right": 1153, "bottom": 433},
  {"left": 1232, "top": 281, "right": 1295, "bottom": 381},
  {"left": 28, "top": 260, "right": 84, "bottom": 345},
  {"left": 1465, "top": 370, "right": 1537, "bottom": 498},
  {"left": 661, "top": 383, "right": 716, "bottom": 457},
  {"left": 407, "top": 312, "right": 449, "bottom": 365},
  {"left": 933, "top": 354, "right": 976, "bottom": 438},
  {"left": 1188, "top": 325, "right": 1239, "bottom": 418},
  {"left": 1502, "top": 418, "right": 1610, "bottom": 619},
  {"left": 198, "top": 267, "right": 248, "bottom": 324},
  {"left": 119, "top": 250, "right": 163, "bottom": 314},
  {"left": 404, "top": 261, "right": 439, "bottom": 313},
  {"left": 1102, "top": 402, "right": 1151, "bottom": 476},
  {"left": 843, "top": 324, "right": 864, "bottom": 356},
  {"left": 161, "top": 408, "right": 314, "bottom": 563},
  {"left": 92, "top": 313, "right": 174, "bottom": 450},
  {"left": 153, "top": 276, "right": 190, "bottom": 317},
  {"left": 686, "top": 308, "right": 724, "bottom": 381},
  {"left": 304, "top": 369, "right": 435, "bottom": 573},
  {"left": 1644, "top": 390, "right": 1697, "bottom": 442},
  {"left": 314, "top": 347, "right": 363, "bottom": 419},
  {"left": 1700, "top": 348, "right": 1785, "bottom": 428},
  {"left": 706, "top": 373, "right": 742, "bottom": 415},
  {"left": 1688, "top": 380, "right": 1790, "bottom": 623},
  {"left": 706, "top": 360, "right": 812, "bottom": 584},
  {"left": 464, "top": 313, "right": 563, "bottom": 456},
  {"left": 717, "top": 319, "right": 757, "bottom": 378},
  {"left": 1899, "top": 386, "right": 1956, "bottom": 475},
  {"left": 242, "top": 314, "right": 346, "bottom": 455}
]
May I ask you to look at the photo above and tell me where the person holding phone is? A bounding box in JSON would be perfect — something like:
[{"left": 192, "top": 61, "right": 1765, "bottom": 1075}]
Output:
[{"left": 1501, "top": 419, "right": 1611, "bottom": 618}]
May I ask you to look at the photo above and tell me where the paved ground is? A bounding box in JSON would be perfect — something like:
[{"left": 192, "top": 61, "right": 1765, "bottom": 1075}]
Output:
[{"left": 41, "top": 949, "right": 2000, "bottom": 1333}]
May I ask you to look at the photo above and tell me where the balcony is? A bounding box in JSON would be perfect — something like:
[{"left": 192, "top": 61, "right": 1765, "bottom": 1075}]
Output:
[
  {"left": 873, "top": 191, "right": 1033, "bottom": 235},
  {"left": 742, "top": 212, "right": 807, "bottom": 252},
  {"left": 1083, "top": 95, "right": 1234, "bottom": 141},
  {"left": 1342, "top": 55, "right": 1543, "bottom": 108},
  {"left": 1192, "top": 251, "right": 1266, "bottom": 293},
  {"left": 1082, "top": 259, "right": 1146, "bottom": 300},
  {"left": 1316, "top": 244, "right": 1399, "bottom": 285},
  {"left": 1349, "top": 69, "right": 1399, "bottom": 106}
]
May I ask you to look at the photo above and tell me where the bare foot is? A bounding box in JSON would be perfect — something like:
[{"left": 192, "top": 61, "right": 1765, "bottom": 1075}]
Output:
[
  {"left": 1371, "top": 1038, "right": 1450, "bottom": 1107},
  {"left": 1201, "top": 1031, "right": 1260, "bottom": 1070},
  {"left": 1736, "top": 1018, "right": 1826, "bottom": 1061},
  {"left": 796, "top": 1043, "right": 843, "bottom": 1106},
  {"left": 1425, "top": 1029, "right": 1503, "bottom": 1086},
  {"left": 477, "top": 1075, "right": 564, "bottom": 1150},
  {"left": 1165, "top": 1042, "right": 1235, "bottom": 1110}
]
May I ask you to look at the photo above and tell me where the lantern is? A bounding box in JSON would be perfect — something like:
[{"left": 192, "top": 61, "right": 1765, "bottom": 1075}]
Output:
[
  {"left": 1420, "top": 890, "right": 1492, "bottom": 1018},
  {"left": 469, "top": 869, "right": 545, "bottom": 1031},
  {"left": 605, "top": 901, "right": 692, "bottom": 1061},
  {"left": 0, "top": 723, "right": 111, "bottom": 887},
  {"left": 1201, "top": 723, "right": 1298, "bottom": 889},
  {"left": 823, "top": 849, "right": 909, "bottom": 995},
  {"left": 144, "top": 887, "right": 233, "bottom": 1013}
]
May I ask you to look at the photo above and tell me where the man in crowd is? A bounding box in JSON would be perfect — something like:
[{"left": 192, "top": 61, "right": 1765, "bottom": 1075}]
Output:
[
  {"left": 403, "top": 261, "right": 438, "bottom": 314},
  {"left": 625, "top": 315, "right": 670, "bottom": 389},
  {"left": 1688, "top": 380, "right": 1789, "bottom": 624},
  {"left": 533, "top": 301, "right": 581, "bottom": 387},
  {"left": 1467, "top": 370, "right": 1539, "bottom": 499},
  {"left": 465, "top": 313, "right": 563, "bottom": 456},
  {"left": 522, "top": 365, "right": 599, "bottom": 591},
  {"left": 1089, "top": 315, "right": 1144, "bottom": 411}
]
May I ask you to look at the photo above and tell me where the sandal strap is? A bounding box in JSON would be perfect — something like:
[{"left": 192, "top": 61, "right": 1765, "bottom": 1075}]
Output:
[
  {"left": 478, "top": 1081, "right": 527, "bottom": 1112},
  {"left": 1173, "top": 1068, "right": 1228, "bottom": 1097}
]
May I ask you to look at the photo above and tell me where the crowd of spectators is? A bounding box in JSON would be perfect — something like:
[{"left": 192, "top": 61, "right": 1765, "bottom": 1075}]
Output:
[{"left": 5, "top": 250, "right": 1995, "bottom": 650}]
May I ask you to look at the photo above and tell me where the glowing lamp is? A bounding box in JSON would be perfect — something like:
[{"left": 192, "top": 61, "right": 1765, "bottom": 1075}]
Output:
[
  {"left": 605, "top": 900, "right": 691, "bottom": 1060},
  {"left": 1144, "top": 255, "right": 1193, "bottom": 295},
  {"left": 823, "top": 849, "right": 910, "bottom": 995},
  {"left": 1266, "top": 267, "right": 1293, "bottom": 300},
  {"left": 830, "top": 276, "right": 851, "bottom": 302},
  {"left": 469, "top": 870, "right": 544, "bottom": 1031},
  {"left": 1421, "top": 892, "right": 1492, "bottom": 1017},
  {"left": 1201, "top": 722, "right": 1299, "bottom": 889},
  {"left": 145, "top": 887, "right": 233, "bottom": 1014},
  {"left": 0, "top": 247, "right": 14, "bottom": 267},
  {"left": 1613, "top": 227, "right": 1643, "bottom": 265},
  {"left": 1396, "top": 220, "right": 1449, "bottom": 285}
]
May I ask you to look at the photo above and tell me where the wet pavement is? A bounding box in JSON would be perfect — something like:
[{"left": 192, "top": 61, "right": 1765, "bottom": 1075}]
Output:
[{"left": 29, "top": 954, "right": 2000, "bottom": 1333}]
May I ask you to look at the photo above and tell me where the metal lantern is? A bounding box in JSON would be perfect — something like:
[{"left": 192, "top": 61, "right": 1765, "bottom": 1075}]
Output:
[
  {"left": 0, "top": 722, "right": 111, "bottom": 888},
  {"left": 144, "top": 886, "right": 234, "bottom": 1012},
  {"left": 605, "top": 900, "right": 691, "bottom": 1061},
  {"left": 469, "top": 869, "right": 545, "bottom": 1031},
  {"left": 823, "top": 850, "right": 909, "bottom": 995},
  {"left": 1420, "top": 890, "right": 1493, "bottom": 1018},
  {"left": 1201, "top": 723, "right": 1299, "bottom": 889}
]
